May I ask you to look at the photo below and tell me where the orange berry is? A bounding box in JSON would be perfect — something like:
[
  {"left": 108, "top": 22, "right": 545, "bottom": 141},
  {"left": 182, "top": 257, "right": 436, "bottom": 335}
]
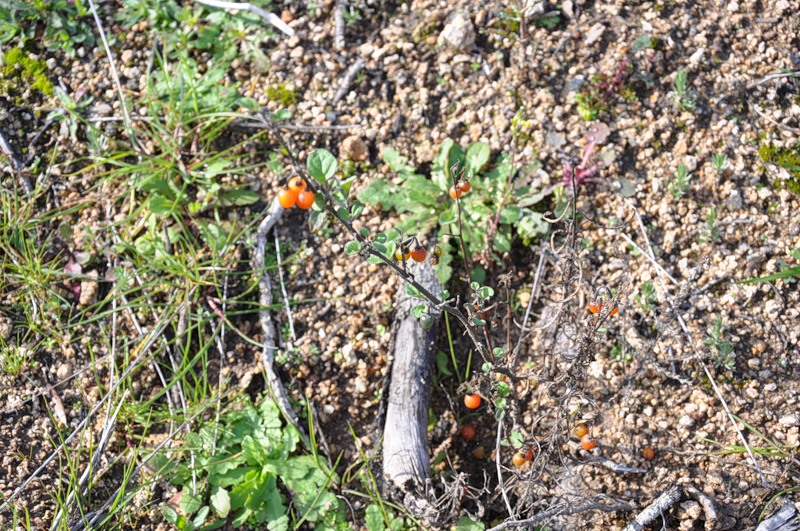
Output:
[
  {"left": 278, "top": 187, "right": 298, "bottom": 209},
  {"left": 574, "top": 423, "right": 589, "bottom": 439},
  {"left": 449, "top": 185, "right": 463, "bottom": 199},
  {"left": 609, "top": 305, "right": 619, "bottom": 316},
  {"left": 524, "top": 447, "right": 535, "bottom": 461},
  {"left": 288, "top": 176, "right": 306, "bottom": 191},
  {"left": 512, "top": 451, "right": 526, "bottom": 467},
  {"left": 642, "top": 446, "right": 655, "bottom": 460},
  {"left": 588, "top": 301, "right": 603, "bottom": 314},
  {"left": 411, "top": 246, "right": 427, "bottom": 262},
  {"left": 581, "top": 434, "right": 597, "bottom": 451},
  {"left": 296, "top": 189, "right": 315, "bottom": 210},
  {"left": 464, "top": 394, "right": 481, "bottom": 410},
  {"left": 460, "top": 424, "right": 476, "bottom": 441},
  {"left": 458, "top": 181, "right": 471, "bottom": 193}
]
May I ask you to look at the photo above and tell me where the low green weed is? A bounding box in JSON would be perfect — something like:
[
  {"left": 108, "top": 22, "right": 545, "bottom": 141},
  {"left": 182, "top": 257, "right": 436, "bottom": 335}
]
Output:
[
  {"left": 704, "top": 316, "right": 734, "bottom": 370},
  {"left": 0, "top": 0, "right": 95, "bottom": 55},
  {"left": 668, "top": 163, "right": 692, "bottom": 200},
  {"left": 357, "top": 141, "right": 550, "bottom": 283},
  {"left": 698, "top": 206, "right": 721, "bottom": 243},
  {"left": 671, "top": 69, "right": 696, "bottom": 111},
  {"left": 157, "top": 397, "right": 347, "bottom": 530}
]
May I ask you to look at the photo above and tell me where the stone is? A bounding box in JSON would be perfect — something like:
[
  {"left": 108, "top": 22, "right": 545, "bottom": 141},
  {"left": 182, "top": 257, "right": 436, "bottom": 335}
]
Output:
[
  {"left": 438, "top": 12, "right": 476, "bottom": 51},
  {"left": 340, "top": 136, "right": 369, "bottom": 161},
  {"left": 585, "top": 23, "right": 606, "bottom": 46}
]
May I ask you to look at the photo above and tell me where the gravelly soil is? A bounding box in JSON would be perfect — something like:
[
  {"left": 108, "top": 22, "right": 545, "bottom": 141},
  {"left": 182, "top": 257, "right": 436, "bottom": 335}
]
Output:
[{"left": 1, "top": 0, "right": 799, "bottom": 529}]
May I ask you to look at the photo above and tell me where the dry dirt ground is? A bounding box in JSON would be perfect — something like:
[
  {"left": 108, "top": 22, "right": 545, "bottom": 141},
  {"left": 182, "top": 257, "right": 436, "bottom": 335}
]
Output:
[{"left": 1, "top": 0, "right": 799, "bottom": 529}]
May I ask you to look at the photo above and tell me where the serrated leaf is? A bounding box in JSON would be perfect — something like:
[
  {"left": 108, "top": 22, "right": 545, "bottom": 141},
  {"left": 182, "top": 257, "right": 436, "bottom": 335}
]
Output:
[
  {"left": 307, "top": 149, "right": 337, "bottom": 183},
  {"left": 345, "top": 241, "right": 362, "bottom": 255}
]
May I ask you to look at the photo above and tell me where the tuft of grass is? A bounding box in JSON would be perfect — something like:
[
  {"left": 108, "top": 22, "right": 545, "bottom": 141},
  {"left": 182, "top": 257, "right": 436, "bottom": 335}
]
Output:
[
  {"left": 697, "top": 206, "right": 721, "bottom": 243},
  {"left": 703, "top": 316, "right": 734, "bottom": 370},
  {"left": 668, "top": 163, "right": 692, "bottom": 200},
  {"left": 671, "top": 69, "right": 696, "bottom": 111}
]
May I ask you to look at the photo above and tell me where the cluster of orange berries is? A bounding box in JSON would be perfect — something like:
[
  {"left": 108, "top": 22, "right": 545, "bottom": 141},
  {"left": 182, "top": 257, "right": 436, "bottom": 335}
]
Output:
[
  {"left": 278, "top": 176, "right": 315, "bottom": 210},
  {"left": 394, "top": 240, "right": 444, "bottom": 265},
  {"left": 449, "top": 179, "right": 471, "bottom": 199},
  {"left": 588, "top": 300, "right": 619, "bottom": 315},
  {"left": 574, "top": 422, "right": 597, "bottom": 451}
]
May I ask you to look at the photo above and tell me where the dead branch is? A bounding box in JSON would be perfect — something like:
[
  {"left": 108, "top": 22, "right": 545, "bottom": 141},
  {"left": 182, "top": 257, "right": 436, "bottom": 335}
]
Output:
[
  {"left": 622, "top": 485, "right": 681, "bottom": 531},
  {"left": 333, "top": 58, "right": 366, "bottom": 105},
  {"left": 254, "top": 197, "right": 309, "bottom": 446},
  {"left": 488, "top": 501, "right": 636, "bottom": 531},
  {"left": 383, "top": 258, "right": 441, "bottom": 522},
  {"left": 334, "top": 0, "right": 346, "bottom": 50},
  {"left": 755, "top": 500, "right": 800, "bottom": 531},
  {"left": 192, "top": 0, "right": 295, "bottom": 36}
]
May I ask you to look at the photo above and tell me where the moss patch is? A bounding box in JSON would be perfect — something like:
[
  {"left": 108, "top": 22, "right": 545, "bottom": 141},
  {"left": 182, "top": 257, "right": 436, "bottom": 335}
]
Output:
[
  {"left": 266, "top": 84, "right": 297, "bottom": 106},
  {"left": 759, "top": 142, "right": 800, "bottom": 195},
  {"left": 0, "top": 48, "right": 54, "bottom": 98}
]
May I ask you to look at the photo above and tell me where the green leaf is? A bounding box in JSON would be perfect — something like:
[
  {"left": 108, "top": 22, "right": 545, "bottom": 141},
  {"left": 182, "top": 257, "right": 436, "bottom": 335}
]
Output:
[
  {"left": 218, "top": 189, "right": 261, "bottom": 206},
  {"left": 272, "top": 108, "right": 292, "bottom": 121},
  {"left": 471, "top": 317, "right": 486, "bottom": 326},
  {"left": 210, "top": 487, "right": 230, "bottom": 517},
  {"left": 345, "top": 241, "right": 362, "bottom": 255},
  {"left": 149, "top": 194, "right": 174, "bottom": 215},
  {"left": 350, "top": 200, "right": 365, "bottom": 218},
  {"left": 493, "top": 347, "right": 505, "bottom": 357},
  {"left": 496, "top": 381, "right": 510, "bottom": 398},
  {"left": 405, "top": 284, "right": 422, "bottom": 297},
  {"left": 493, "top": 231, "right": 511, "bottom": 253},
  {"left": 337, "top": 207, "right": 351, "bottom": 221},
  {"left": 365, "top": 504, "right": 386, "bottom": 531},
  {"left": 436, "top": 352, "right": 453, "bottom": 376},
  {"left": 454, "top": 516, "right": 485, "bottom": 530},
  {"left": 180, "top": 491, "right": 203, "bottom": 515},
  {"left": 481, "top": 362, "right": 492, "bottom": 373},
  {"left": 308, "top": 209, "right": 327, "bottom": 232},
  {"left": 307, "top": 149, "right": 337, "bottom": 183},
  {"left": 192, "top": 506, "right": 210, "bottom": 528},
  {"left": 412, "top": 304, "right": 428, "bottom": 318},
  {"left": 478, "top": 286, "right": 494, "bottom": 299},
  {"left": 465, "top": 142, "right": 491, "bottom": 177}
]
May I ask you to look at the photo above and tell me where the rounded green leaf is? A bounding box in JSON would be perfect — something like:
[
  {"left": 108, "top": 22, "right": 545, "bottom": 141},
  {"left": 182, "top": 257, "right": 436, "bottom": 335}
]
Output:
[
  {"left": 478, "top": 286, "right": 494, "bottom": 300},
  {"left": 345, "top": 241, "right": 362, "bottom": 255},
  {"left": 307, "top": 149, "right": 337, "bottom": 183},
  {"left": 412, "top": 304, "right": 428, "bottom": 318}
]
